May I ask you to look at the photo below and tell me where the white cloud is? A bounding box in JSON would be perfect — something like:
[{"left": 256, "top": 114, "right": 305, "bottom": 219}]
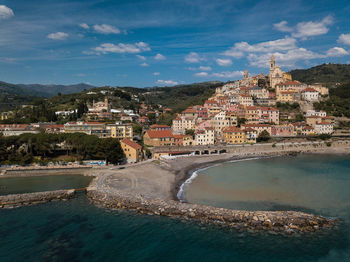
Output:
[
  {"left": 93, "top": 24, "right": 121, "bottom": 34},
  {"left": 0, "top": 5, "right": 14, "bottom": 19},
  {"left": 194, "top": 72, "right": 208, "bottom": 77},
  {"left": 273, "top": 21, "right": 293, "bottom": 32},
  {"left": 224, "top": 37, "right": 297, "bottom": 57},
  {"left": 91, "top": 42, "right": 151, "bottom": 54},
  {"left": 140, "top": 62, "right": 149, "bottom": 67},
  {"left": 338, "top": 34, "right": 350, "bottom": 45},
  {"left": 153, "top": 72, "right": 160, "bottom": 76},
  {"left": 185, "top": 52, "right": 205, "bottom": 63},
  {"left": 292, "top": 15, "right": 333, "bottom": 39},
  {"left": 79, "top": 23, "right": 89, "bottom": 29},
  {"left": 136, "top": 55, "right": 146, "bottom": 60},
  {"left": 212, "top": 71, "right": 243, "bottom": 78},
  {"left": 47, "top": 32, "right": 69, "bottom": 40},
  {"left": 216, "top": 58, "right": 232, "bottom": 66},
  {"left": 326, "top": 47, "right": 349, "bottom": 57},
  {"left": 156, "top": 79, "right": 178, "bottom": 86},
  {"left": 154, "top": 53, "right": 166, "bottom": 60},
  {"left": 199, "top": 66, "right": 211, "bottom": 71}
]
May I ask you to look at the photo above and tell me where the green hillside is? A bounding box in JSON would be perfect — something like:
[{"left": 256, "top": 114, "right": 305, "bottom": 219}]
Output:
[{"left": 290, "top": 64, "right": 350, "bottom": 87}]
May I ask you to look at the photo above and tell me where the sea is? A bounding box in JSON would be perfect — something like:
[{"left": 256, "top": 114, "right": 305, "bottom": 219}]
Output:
[{"left": 1, "top": 155, "right": 350, "bottom": 261}]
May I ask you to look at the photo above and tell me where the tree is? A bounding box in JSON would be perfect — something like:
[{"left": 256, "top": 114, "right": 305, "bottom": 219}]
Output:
[
  {"left": 257, "top": 130, "right": 271, "bottom": 142},
  {"left": 237, "top": 118, "right": 246, "bottom": 127},
  {"left": 185, "top": 129, "right": 195, "bottom": 139}
]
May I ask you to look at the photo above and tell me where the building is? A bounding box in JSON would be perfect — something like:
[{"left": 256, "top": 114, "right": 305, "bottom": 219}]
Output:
[
  {"left": 308, "top": 83, "right": 329, "bottom": 96},
  {"left": 243, "top": 127, "right": 257, "bottom": 143},
  {"left": 44, "top": 124, "right": 64, "bottom": 134},
  {"left": 210, "top": 111, "right": 230, "bottom": 136},
  {"left": 222, "top": 126, "right": 246, "bottom": 144},
  {"left": 276, "top": 90, "right": 298, "bottom": 103},
  {"left": 88, "top": 97, "right": 111, "bottom": 113},
  {"left": 306, "top": 110, "right": 326, "bottom": 117},
  {"left": 172, "top": 116, "right": 196, "bottom": 134},
  {"left": 275, "top": 81, "right": 305, "bottom": 95},
  {"left": 269, "top": 55, "right": 285, "bottom": 89},
  {"left": 315, "top": 122, "right": 333, "bottom": 134},
  {"left": 0, "top": 124, "right": 39, "bottom": 136},
  {"left": 64, "top": 122, "right": 109, "bottom": 138},
  {"left": 194, "top": 128, "right": 215, "bottom": 145},
  {"left": 1, "top": 112, "right": 8, "bottom": 120},
  {"left": 301, "top": 88, "right": 319, "bottom": 102},
  {"left": 120, "top": 138, "right": 143, "bottom": 163},
  {"left": 241, "top": 124, "right": 272, "bottom": 135},
  {"left": 143, "top": 130, "right": 175, "bottom": 146},
  {"left": 238, "top": 94, "right": 254, "bottom": 106},
  {"left": 108, "top": 123, "right": 133, "bottom": 139},
  {"left": 150, "top": 124, "right": 171, "bottom": 131},
  {"left": 138, "top": 116, "right": 150, "bottom": 125},
  {"left": 271, "top": 125, "right": 294, "bottom": 137}
]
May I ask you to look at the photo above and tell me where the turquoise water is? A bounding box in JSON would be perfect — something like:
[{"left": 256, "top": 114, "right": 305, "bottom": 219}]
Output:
[
  {"left": 1, "top": 155, "right": 350, "bottom": 261},
  {"left": 0, "top": 175, "right": 93, "bottom": 195},
  {"left": 0, "top": 195, "right": 347, "bottom": 262}
]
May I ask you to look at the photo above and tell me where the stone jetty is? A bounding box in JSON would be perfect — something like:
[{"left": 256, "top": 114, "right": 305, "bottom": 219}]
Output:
[
  {"left": 87, "top": 188, "right": 337, "bottom": 235},
  {"left": 0, "top": 189, "right": 76, "bottom": 209}
]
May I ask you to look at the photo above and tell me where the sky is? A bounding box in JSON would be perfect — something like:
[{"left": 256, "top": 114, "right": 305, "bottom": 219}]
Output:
[{"left": 0, "top": 0, "right": 350, "bottom": 87}]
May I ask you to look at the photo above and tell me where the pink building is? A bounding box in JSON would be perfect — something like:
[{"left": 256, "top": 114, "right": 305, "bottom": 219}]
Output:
[{"left": 272, "top": 125, "right": 294, "bottom": 137}]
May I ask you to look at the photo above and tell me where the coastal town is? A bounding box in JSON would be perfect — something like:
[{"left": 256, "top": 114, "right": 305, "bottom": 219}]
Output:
[{"left": 0, "top": 56, "right": 339, "bottom": 165}]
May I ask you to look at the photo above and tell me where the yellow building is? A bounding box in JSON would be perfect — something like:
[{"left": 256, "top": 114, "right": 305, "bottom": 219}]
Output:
[
  {"left": 120, "top": 138, "right": 143, "bottom": 163},
  {"left": 222, "top": 126, "right": 246, "bottom": 144},
  {"left": 283, "top": 73, "right": 292, "bottom": 81},
  {"left": 1, "top": 112, "right": 8, "bottom": 121},
  {"left": 143, "top": 130, "right": 175, "bottom": 147},
  {"left": 109, "top": 124, "right": 133, "bottom": 139},
  {"left": 276, "top": 91, "right": 297, "bottom": 103}
]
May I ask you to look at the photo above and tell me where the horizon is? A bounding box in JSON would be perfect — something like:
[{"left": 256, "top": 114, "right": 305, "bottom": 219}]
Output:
[{"left": 0, "top": 0, "right": 350, "bottom": 87}]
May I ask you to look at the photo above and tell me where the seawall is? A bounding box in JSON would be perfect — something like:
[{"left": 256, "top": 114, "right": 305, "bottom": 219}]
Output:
[
  {"left": 0, "top": 189, "right": 76, "bottom": 209},
  {"left": 87, "top": 187, "right": 337, "bottom": 235}
]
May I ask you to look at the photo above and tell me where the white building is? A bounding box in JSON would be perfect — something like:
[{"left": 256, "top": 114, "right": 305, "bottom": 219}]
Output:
[
  {"left": 315, "top": 122, "right": 333, "bottom": 134},
  {"left": 301, "top": 88, "right": 319, "bottom": 102},
  {"left": 306, "top": 110, "right": 327, "bottom": 117},
  {"left": 194, "top": 128, "right": 215, "bottom": 145}
]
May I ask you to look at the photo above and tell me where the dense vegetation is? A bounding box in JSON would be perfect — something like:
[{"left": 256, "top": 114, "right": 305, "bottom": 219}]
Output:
[
  {"left": 290, "top": 64, "right": 350, "bottom": 87},
  {"left": 314, "top": 82, "right": 350, "bottom": 117},
  {"left": 143, "top": 82, "right": 222, "bottom": 112},
  {"left": 0, "top": 133, "right": 124, "bottom": 165}
]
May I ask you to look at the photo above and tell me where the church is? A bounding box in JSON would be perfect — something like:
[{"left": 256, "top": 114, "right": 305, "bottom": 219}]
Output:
[{"left": 269, "top": 55, "right": 292, "bottom": 89}]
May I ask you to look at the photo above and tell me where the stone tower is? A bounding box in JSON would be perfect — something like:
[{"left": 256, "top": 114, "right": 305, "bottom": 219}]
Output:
[
  {"left": 244, "top": 70, "right": 249, "bottom": 79},
  {"left": 270, "top": 55, "right": 275, "bottom": 72}
]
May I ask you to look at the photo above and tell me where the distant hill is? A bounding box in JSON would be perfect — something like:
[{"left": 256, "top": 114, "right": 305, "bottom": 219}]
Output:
[
  {"left": 0, "top": 81, "right": 40, "bottom": 111},
  {"left": 290, "top": 64, "right": 350, "bottom": 87},
  {"left": 17, "top": 83, "right": 96, "bottom": 97}
]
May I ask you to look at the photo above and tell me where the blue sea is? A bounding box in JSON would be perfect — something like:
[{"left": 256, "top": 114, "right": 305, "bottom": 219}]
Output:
[{"left": 1, "top": 155, "right": 350, "bottom": 261}]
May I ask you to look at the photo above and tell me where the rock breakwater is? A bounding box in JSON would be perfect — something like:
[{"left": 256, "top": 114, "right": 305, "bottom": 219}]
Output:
[
  {"left": 0, "top": 189, "right": 76, "bottom": 209},
  {"left": 87, "top": 189, "right": 338, "bottom": 235}
]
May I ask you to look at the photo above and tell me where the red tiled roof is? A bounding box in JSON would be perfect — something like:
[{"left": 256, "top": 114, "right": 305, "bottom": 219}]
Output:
[
  {"left": 302, "top": 88, "right": 318, "bottom": 92},
  {"left": 150, "top": 124, "right": 170, "bottom": 129},
  {"left": 276, "top": 81, "right": 301, "bottom": 86},
  {"left": 121, "top": 139, "right": 142, "bottom": 150},
  {"left": 223, "top": 126, "right": 244, "bottom": 133},
  {"left": 145, "top": 130, "right": 174, "bottom": 138},
  {"left": 45, "top": 124, "right": 64, "bottom": 128}
]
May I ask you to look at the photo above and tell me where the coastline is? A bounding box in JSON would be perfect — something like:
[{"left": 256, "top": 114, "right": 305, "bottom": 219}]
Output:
[{"left": 86, "top": 141, "right": 350, "bottom": 234}]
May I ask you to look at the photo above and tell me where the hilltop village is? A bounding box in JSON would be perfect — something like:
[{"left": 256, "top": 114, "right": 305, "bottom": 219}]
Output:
[{"left": 0, "top": 56, "right": 339, "bottom": 165}]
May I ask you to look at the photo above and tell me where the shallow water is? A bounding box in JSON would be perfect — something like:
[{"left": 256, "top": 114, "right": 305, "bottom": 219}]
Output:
[{"left": 0, "top": 175, "right": 92, "bottom": 195}]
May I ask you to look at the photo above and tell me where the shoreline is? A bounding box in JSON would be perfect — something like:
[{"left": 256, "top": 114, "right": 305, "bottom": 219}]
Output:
[
  {"left": 0, "top": 141, "right": 349, "bottom": 234},
  {"left": 85, "top": 142, "right": 350, "bottom": 234}
]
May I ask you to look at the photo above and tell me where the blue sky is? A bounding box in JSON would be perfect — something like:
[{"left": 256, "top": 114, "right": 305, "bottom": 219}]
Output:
[{"left": 0, "top": 0, "right": 350, "bottom": 87}]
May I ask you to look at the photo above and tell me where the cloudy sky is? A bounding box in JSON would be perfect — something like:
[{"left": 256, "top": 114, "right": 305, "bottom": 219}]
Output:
[{"left": 0, "top": 0, "right": 350, "bottom": 87}]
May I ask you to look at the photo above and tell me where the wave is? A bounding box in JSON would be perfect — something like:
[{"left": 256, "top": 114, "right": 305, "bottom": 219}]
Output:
[{"left": 177, "top": 156, "right": 265, "bottom": 202}]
